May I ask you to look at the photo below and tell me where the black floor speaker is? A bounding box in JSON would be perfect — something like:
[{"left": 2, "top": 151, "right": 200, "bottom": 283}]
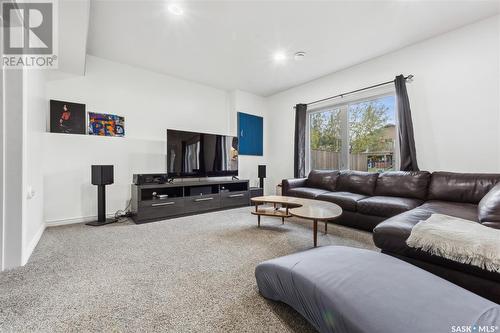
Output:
[
  {"left": 86, "top": 165, "right": 117, "bottom": 226},
  {"left": 258, "top": 165, "right": 266, "bottom": 190}
]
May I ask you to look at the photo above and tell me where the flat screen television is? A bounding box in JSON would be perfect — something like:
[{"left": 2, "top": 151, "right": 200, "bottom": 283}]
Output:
[{"left": 167, "top": 129, "right": 238, "bottom": 178}]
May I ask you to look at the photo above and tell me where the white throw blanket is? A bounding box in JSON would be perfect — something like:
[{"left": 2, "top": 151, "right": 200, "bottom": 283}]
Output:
[{"left": 406, "top": 214, "right": 500, "bottom": 273}]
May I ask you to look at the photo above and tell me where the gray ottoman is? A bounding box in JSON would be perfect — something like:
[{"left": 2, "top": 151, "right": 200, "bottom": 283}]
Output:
[{"left": 255, "top": 246, "right": 499, "bottom": 333}]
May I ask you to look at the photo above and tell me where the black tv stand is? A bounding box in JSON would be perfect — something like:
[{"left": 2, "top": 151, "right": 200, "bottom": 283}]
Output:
[{"left": 131, "top": 179, "right": 250, "bottom": 224}]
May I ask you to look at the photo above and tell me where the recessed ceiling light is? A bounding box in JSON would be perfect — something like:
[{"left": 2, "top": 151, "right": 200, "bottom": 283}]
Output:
[
  {"left": 273, "top": 51, "right": 287, "bottom": 62},
  {"left": 168, "top": 3, "right": 184, "bottom": 16}
]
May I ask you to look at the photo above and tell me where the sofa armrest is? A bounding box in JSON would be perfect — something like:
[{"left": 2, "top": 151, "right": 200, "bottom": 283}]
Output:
[
  {"left": 481, "top": 221, "right": 500, "bottom": 230},
  {"left": 282, "top": 178, "right": 307, "bottom": 196}
]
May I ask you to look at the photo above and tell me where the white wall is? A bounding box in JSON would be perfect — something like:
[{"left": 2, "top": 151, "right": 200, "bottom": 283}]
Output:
[
  {"left": 228, "top": 90, "right": 268, "bottom": 189},
  {"left": 265, "top": 15, "right": 500, "bottom": 190},
  {"left": 57, "top": 0, "right": 90, "bottom": 75},
  {"left": 498, "top": 15, "right": 500, "bottom": 171},
  {"left": 1, "top": 31, "right": 4, "bottom": 269},
  {"left": 3, "top": 68, "right": 24, "bottom": 269},
  {"left": 45, "top": 56, "right": 265, "bottom": 224},
  {"left": 22, "top": 69, "right": 48, "bottom": 264}
]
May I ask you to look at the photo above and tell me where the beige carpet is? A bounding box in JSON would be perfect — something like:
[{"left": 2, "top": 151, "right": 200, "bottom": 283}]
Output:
[{"left": 0, "top": 206, "right": 376, "bottom": 332}]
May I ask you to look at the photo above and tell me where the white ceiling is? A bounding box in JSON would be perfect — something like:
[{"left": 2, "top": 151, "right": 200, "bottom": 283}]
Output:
[{"left": 87, "top": 1, "right": 500, "bottom": 96}]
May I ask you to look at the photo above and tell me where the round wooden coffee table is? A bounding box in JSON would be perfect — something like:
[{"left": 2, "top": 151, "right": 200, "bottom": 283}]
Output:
[{"left": 250, "top": 195, "right": 342, "bottom": 247}]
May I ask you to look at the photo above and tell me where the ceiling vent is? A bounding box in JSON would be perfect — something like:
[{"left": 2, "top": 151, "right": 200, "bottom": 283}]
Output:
[{"left": 294, "top": 51, "right": 306, "bottom": 61}]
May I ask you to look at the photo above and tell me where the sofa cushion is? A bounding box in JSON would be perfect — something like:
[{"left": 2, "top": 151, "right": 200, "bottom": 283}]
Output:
[
  {"left": 287, "top": 187, "right": 329, "bottom": 199},
  {"left": 373, "top": 201, "right": 500, "bottom": 282},
  {"left": 373, "top": 200, "right": 479, "bottom": 255},
  {"left": 370, "top": 200, "right": 500, "bottom": 282},
  {"left": 483, "top": 222, "right": 500, "bottom": 230},
  {"left": 419, "top": 201, "right": 480, "bottom": 221},
  {"left": 405, "top": 214, "right": 500, "bottom": 273},
  {"left": 316, "top": 191, "right": 367, "bottom": 212},
  {"left": 281, "top": 178, "right": 307, "bottom": 196},
  {"left": 357, "top": 196, "right": 423, "bottom": 217},
  {"left": 306, "top": 170, "right": 339, "bottom": 192},
  {"left": 428, "top": 172, "right": 500, "bottom": 204},
  {"left": 333, "top": 210, "right": 386, "bottom": 231},
  {"left": 375, "top": 171, "right": 431, "bottom": 200},
  {"left": 336, "top": 170, "right": 378, "bottom": 196},
  {"left": 478, "top": 182, "right": 500, "bottom": 223}
]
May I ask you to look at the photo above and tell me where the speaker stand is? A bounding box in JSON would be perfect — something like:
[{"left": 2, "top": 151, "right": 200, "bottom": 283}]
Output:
[
  {"left": 86, "top": 184, "right": 117, "bottom": 226},
  {"left": 259, "top": 177, "right": 264, "bottom": 190}
]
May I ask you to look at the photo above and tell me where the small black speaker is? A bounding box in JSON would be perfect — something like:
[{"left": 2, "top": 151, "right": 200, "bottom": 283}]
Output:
[
  {"left": 258, "top": 165, "right": 266, "bottom": 178},
  {"left": 92, "top": 165, "right": 114, "bottom": 185},
  {"left": 258, "top": 165, "right": 266, "bottom": 190}
]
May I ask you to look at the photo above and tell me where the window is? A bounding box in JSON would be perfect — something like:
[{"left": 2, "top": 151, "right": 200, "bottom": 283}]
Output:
[
  {"left": 307, "top": 93, "right": 397, "bottom": 173},
  {"left": 309, "top": 108, "right": 343, "bottom": 170}
]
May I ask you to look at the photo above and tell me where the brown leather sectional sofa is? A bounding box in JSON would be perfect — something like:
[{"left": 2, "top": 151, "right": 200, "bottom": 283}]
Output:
[{"left": 282, "top": 170, "right": 500, "bottom": 303}]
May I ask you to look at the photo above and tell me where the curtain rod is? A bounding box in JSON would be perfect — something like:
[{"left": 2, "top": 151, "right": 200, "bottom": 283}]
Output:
[{"left": 305, "top": 74, "right": 414, "bottom": 107}]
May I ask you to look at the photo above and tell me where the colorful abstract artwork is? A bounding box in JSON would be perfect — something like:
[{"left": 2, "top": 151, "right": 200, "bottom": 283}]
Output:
[
  {"left": 88, "top": 112, "right": 125, "bottom": 137},
  {"left": 50, "top": 100, "right": 86, "bottom": 134}
]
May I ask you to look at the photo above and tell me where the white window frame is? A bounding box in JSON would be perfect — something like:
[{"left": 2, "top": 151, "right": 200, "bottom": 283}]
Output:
[{"left": 305, "top": 86, "right": 398, "bottom": 175}]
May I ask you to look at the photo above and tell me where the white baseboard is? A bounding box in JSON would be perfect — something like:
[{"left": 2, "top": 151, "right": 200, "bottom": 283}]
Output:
[
  {"left": 21, "top": 214, "right": 117, "bottom": 265},
  {"left": 45, "top": 213, "right": 117, "bottom": 228},
  {"left": 22, "top": 223, "right": 46, "bottom": 265}
]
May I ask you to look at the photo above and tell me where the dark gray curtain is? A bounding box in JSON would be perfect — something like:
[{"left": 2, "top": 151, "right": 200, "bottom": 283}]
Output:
[
  {"left": 294, "top": 104, "right": 307, "bottom": 178},
  {"left": 395, "top": 75, "right": 419, "bottom": 171}
]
